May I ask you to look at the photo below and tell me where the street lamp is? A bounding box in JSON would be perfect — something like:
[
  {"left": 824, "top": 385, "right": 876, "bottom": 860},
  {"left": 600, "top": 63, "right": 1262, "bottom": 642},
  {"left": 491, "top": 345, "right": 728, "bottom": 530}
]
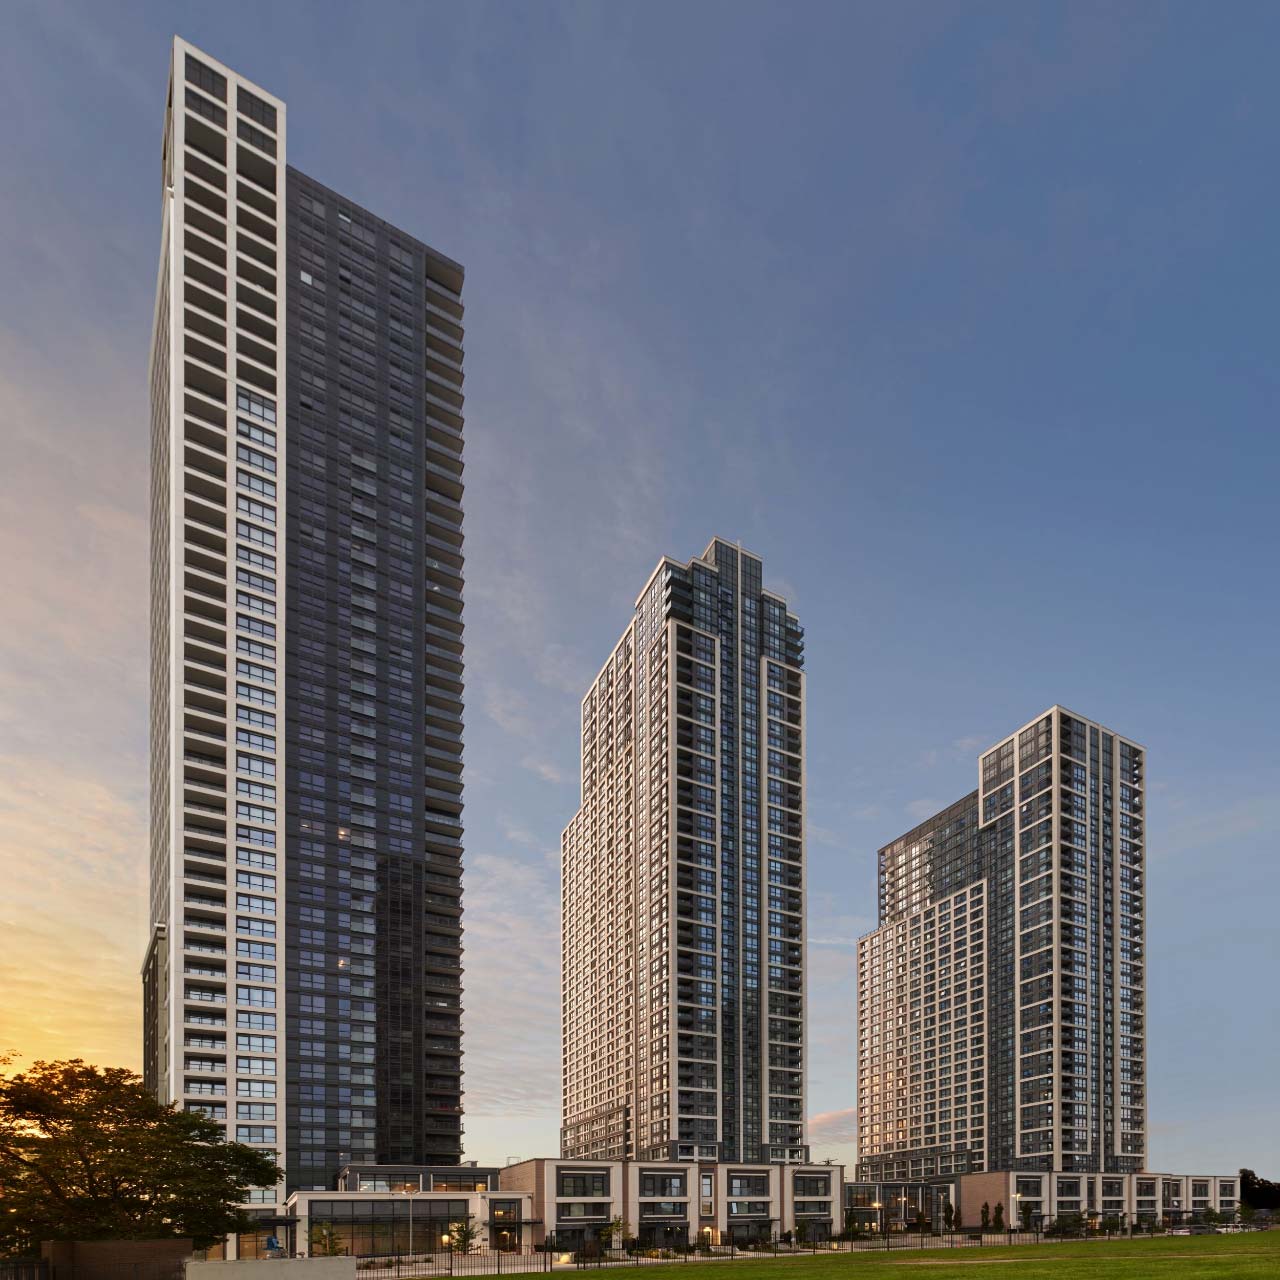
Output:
[
  {"left": 399, "top": 1184, "right": 424, "bottom": 1257},
  {"left": 871, "top": 1202, "right": 884, "bottom": 1238},
  {"left": 1013, "top": 1192, "right": 1022, "bottom": 1233}
]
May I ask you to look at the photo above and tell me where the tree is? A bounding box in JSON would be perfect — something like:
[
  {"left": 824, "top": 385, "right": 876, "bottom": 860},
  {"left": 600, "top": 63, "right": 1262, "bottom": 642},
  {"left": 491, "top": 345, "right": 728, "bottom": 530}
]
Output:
[
  {"left": 943, "top": 1203, "right": 954, "bottom": 1232},
  {"left": 448, "top": 1216, "right": 479, "bottom": 1255},
  {"left": 992, "top": 1202, "right": 1004, "bottom": 1232},
  {"left": 1241, "top": 1169, "right": 1280, "bottom": 1212},
  {"left": 980, "top": 1202, "right": 990, "bottom": 1231},
  {"left": 310, "top": 1222, "right": 343, "bottom": 1257},
  {"left": 0, "top": 1059, "right": 280, "bottom": 1258},
  {"left": 953, "top": 1207, "right": 963, "bottom": 1231},
  {"left": 604, "top": 1216, "right": 629, "bottom": 1250},
  {"left": 1020, "top": 1200, "right": 1033, "bottom": 1231}
]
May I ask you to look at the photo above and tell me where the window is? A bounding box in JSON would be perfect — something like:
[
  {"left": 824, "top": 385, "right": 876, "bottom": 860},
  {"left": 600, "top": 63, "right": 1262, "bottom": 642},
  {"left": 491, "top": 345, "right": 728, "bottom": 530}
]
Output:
[
  {"left": 558, "top": 1172, "right": 609, "bottom": 1198},
  {"left": 238, "top": 119, "right": 276, "bottom": 156},
  {"left": 237, "top": 469, "right": 276, "bottom": 500},
  {"left": 237, "top": 545, "right": 276, "bottom": 573},
  {"left": 184, "top": 87, "right": 226, "bottom": 128},
  {"left": 794, "top": 1176, "right": 829, "bottom": 1197},
  {"left": 237, "top": 614, "right": 275, "bottom": 640},
  {"left": 728, "top": 1175, "right": 769, "bottom": 1198},
  {"left": 237, "top": 387, "right": 276, "bottom": 425},
  {"left": 236, "top": 520, "right": 275, "bottom": 549},
  {"left": 236, "top": 1125, "right": 277, "bottom": 1144},
  {"left": 236, "top": 569, "right": 276, "bottom": 595},
  {"left": 237, "top": 682, "right": 276, "bottom": 707},
  {"left": 236, "top": 443, "right": 277, "bottom": 474},
  {"left": 236, "top": 495, "right": 275, "bottom": 525},
  {"left": 640, "top": 1202, "right": 686, "bottom": 1218},
  {"left": 238, "top": 87, "right": 277, "bottom": 132},
  {"left": 237, "top": 418, "right": 277, "bottom": 449},
  {"left": 185, "top": 54, "right": 226, "bottom": 102},
  {"left": 641, "top": 1174, "right": 686, "bottom": 1198},
  {"left": 557, "top": 1203, "right": 610, "bottom": 1220}
]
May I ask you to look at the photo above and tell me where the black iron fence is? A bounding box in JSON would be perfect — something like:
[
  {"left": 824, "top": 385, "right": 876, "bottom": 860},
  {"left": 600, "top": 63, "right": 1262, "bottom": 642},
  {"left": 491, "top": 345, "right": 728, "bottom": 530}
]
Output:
[
  {"left": 289, "top": 1221, "right": 1258, "bottom": 1275},
  {"left": 353, "top": 1250, "right": 552, "bottom": 1277},
  {"left": 556, "top": 1231, "right": 1050, "bottom": 1265},
  {"left": 0, "top": 1262, "right": 49, "bottom": 1280}
]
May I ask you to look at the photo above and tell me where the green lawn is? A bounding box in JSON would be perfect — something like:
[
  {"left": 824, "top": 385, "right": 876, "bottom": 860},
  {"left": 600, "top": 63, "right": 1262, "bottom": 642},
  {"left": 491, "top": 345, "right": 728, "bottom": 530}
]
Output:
[{"left": 623, "top": 1233, "right": 1280, "bottom": 1280}]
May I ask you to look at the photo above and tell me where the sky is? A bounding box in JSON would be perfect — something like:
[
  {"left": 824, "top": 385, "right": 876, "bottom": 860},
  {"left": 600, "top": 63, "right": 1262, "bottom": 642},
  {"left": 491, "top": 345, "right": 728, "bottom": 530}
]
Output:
[{"left": 0, "top": 0, "right": 1277, "bottom": 1177}]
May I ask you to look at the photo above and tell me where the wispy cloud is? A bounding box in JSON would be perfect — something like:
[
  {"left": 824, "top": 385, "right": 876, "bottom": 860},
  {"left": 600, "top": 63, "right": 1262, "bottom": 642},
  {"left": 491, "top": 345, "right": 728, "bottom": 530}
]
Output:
[
  {"left": 808, "top": 1107, "right": 858, "bottom": 1146},
  {"left": 521, "top": 754, "right": 566, "bottom": 785},
  {"left": 460, "top": 853, "right": 560, "bottom": 1127}
]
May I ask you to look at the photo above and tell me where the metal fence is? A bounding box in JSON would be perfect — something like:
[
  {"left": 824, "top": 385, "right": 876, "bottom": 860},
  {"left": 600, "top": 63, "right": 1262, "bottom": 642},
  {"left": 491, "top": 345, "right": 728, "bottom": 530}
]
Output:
[
  {"left": 353, "top": 1251, "right": 552, "bottom": 1277},
  {"left": 570, "top": 1233, "right": 1048, "bottom": 1263},
  {"left": 0, "top": 1262, "right": 49, "bottom": 1280},
  {"left": 299, "top": 1224, "right": 1252, "bottom": 1276}
]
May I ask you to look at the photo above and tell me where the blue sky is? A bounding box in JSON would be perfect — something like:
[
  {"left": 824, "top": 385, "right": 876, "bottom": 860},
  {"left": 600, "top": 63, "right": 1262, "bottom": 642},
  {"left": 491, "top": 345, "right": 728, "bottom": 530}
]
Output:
[{"left": 0, "top": 0, "right": 1277, "bottom": 1175}]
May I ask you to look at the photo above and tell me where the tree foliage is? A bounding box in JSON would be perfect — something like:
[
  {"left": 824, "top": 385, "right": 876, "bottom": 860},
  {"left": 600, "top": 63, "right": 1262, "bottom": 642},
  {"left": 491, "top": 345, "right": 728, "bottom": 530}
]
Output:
[
  {"left": 448, "top": 1216, "right": 479, "bottom": 1255},
  {"left": 309, "top": 1222, "right": 343, "bottom": 1257},
  {"left": 1241, "top": 1168, "right": 1280, "bottom": 1211},
  {"left": 0, "top": 1058, "right": 281, "bottom": 1257}
]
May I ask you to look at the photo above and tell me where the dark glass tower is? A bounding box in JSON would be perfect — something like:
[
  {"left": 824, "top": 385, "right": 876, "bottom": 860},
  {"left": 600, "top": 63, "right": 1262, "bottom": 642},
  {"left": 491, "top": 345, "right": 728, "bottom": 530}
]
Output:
[
  {"left": 284, "top": 171, "right": 466, "bottom": 1192},
  {"left": 146, "top": 38, "right": 464, "bottom": 1212}
]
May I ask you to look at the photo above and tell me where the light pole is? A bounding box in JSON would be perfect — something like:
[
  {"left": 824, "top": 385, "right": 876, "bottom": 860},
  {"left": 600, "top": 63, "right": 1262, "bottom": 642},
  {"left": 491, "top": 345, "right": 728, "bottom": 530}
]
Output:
[
  {"left": 399, "top": 1184, "right": 424, "bottom": 1258},
  {"left": 1013, "top": 1192, "right": 1022, "bottom": 1235},
  {"left": 871, "top": 1202, "right": 883, "bottom": 1240}
]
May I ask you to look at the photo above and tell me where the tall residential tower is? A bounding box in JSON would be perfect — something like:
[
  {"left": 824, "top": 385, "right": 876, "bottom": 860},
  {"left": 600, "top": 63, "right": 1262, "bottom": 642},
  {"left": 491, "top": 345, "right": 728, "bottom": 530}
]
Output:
[
  {"left": 144, "top": 38, "right": 466, "bottom": 1210},
  {"left": 561, "top": 539, "right": 809, "bottom": 1164},
  {"left": 857, "top": 707, "right": 1146, "bottom": 1183}
]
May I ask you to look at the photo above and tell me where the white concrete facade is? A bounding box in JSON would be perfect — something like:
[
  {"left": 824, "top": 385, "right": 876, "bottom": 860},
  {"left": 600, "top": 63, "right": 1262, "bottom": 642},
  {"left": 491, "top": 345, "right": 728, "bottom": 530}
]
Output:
[
  {"left": 146, "top": 35, "right": 288, "bottom": 1210},
  {"left": 954, "top": 1169, "right": 1239, "bottom": 1226},
  {"left": 499, "top": 1159, "right": 844, "bottom": 1246}
]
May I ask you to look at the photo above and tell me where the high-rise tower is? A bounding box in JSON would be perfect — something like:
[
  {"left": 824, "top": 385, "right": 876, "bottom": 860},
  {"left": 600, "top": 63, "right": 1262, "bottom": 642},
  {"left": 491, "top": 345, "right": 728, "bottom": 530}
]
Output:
[
  {"left": 144, "top": 37, "right": 465, "bottom": 1211},
  {"left": 561, "top": 539, "right": 808, "bottom": 1164},
  {"left": 856, "top": 707, "right": 1146, "bottom": 1182}
]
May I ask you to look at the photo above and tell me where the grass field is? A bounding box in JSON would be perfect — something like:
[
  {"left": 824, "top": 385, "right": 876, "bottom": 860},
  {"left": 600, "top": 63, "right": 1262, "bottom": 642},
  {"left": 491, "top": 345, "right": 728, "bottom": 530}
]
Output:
[{"left": 619, "top": 1233, "right": 1280, "bottom": 1280}]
